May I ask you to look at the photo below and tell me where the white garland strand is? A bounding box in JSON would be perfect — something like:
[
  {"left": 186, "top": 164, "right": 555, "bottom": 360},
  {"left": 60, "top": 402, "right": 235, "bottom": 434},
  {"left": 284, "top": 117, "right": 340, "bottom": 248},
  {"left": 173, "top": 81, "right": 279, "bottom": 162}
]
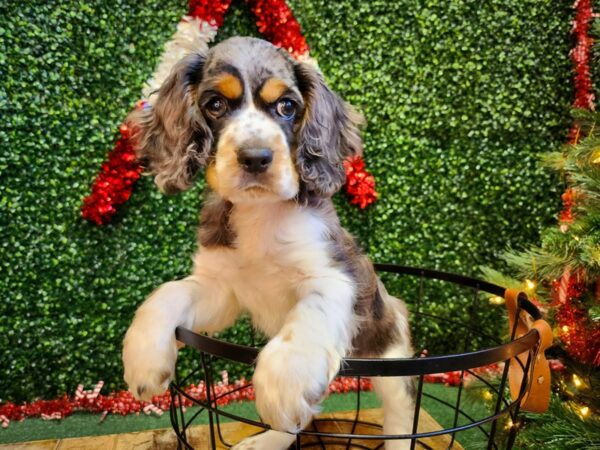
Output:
[{"left": 142, "top": 16, "right": 218, "bottom": 103}]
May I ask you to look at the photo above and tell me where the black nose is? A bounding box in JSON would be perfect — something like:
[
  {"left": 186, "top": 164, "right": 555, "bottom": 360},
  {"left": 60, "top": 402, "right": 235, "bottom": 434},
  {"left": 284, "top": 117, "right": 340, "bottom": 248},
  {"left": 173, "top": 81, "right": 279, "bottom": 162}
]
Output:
[{"left": 237, "top": 148, "right": 273, "bottom": 174}]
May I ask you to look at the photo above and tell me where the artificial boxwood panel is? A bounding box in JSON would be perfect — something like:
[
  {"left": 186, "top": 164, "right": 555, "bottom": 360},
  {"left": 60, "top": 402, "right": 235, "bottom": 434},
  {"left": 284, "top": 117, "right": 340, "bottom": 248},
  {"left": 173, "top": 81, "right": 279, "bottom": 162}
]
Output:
[{"left": 1, "top": 0, "right": 572, "bottom": 402}]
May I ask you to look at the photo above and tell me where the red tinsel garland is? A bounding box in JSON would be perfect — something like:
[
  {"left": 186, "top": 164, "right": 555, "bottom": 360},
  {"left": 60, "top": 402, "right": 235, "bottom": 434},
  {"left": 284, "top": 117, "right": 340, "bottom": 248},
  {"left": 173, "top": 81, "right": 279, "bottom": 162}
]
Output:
[
  {"left": 81, "top": 122, "right": 142, "bottom": 225},
  {"left": 570, "top": 0, "right": 595, "bottom": 111},
  {"left": 0, "top": 376, "right": 372, "bottom": 428},
  {"left": 246, "top": 0, "right": 309, "bottom": 58},
  {"left": 344, "top": 155, "right": 378, "bottom": 209},
  {"left": 551, "top": 0, "right": 600, "bottom": 366},
  {"left": 558, "top": 188, "right": 577, "bottom": 227},
  {"left": 552, "top": 271, "right": 600, "bottom": 366},
  {"left": 423, "top": 363, "right": 500, "bottom": 387},
  {"left": 565, "top": 0, "right": 594, "bottom": 214},
  {"left": 0, "top": 365, "right": 511, "bottom": 429},
  {"left": 188, "top": 0, "right": 232, "bottom": 26}
]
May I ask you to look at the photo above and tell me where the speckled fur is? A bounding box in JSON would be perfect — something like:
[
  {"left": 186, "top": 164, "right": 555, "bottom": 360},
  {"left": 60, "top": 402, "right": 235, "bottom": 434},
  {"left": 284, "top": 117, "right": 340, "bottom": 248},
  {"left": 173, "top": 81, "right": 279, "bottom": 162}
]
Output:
[{"left": 123, "top": 37, "right": 415, "bottom": 450}]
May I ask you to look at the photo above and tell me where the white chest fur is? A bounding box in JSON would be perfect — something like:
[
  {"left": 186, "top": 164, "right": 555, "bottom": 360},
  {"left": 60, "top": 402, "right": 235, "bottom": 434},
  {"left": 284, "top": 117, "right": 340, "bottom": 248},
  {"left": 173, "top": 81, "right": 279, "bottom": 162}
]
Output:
[{"left": 192, "top": 202, "right": 333, "bottom": 337}]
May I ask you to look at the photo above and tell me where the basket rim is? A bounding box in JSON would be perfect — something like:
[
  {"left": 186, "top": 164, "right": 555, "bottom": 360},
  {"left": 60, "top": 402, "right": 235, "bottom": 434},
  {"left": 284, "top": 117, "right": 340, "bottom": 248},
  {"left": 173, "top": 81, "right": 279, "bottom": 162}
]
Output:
[{"left": 175, "top": 264, "right": 543, "bottom": 376}]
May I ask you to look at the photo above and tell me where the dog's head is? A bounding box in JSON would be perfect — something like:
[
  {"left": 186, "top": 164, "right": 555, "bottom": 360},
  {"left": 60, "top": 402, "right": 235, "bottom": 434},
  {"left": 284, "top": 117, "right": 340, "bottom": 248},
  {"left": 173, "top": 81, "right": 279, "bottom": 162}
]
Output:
[{"left": 130, "top": 36, "right": 363, "bottom": 204}]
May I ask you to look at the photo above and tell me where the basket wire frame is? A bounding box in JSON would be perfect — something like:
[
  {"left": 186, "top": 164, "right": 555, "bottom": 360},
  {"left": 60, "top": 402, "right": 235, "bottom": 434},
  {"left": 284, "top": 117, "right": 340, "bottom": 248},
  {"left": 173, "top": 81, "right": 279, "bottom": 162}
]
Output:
[{"left": 169, "top": 265, "right": 544, "bottom": 449}]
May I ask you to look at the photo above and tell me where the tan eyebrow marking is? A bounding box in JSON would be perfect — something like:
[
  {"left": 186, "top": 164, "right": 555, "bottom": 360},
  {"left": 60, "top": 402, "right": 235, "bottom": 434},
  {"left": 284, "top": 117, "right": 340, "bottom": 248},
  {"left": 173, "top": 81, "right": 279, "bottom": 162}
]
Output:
[
  {"left": 259, "top": 78, "right": 289, "bottom": 103},
  {"left": 215, "top": 73, "right": 243, "bottom": 99},
  {"left": 206, "top": 164, "right": 218, "bottom": 191}
]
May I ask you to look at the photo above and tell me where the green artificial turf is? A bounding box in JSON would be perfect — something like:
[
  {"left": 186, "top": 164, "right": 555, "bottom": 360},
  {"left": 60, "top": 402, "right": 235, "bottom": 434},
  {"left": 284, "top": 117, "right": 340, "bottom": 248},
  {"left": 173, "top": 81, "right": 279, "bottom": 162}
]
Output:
[{"left": 0, "top": 385, "right": 492, "bottom": 449}]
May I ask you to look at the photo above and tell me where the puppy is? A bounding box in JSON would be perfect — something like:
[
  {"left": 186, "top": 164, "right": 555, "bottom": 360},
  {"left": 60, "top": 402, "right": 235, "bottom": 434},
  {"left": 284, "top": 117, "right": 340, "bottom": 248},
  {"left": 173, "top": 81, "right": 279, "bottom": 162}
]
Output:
[{"left": 122, "top": 36, "right": 415, "bottom": 450}]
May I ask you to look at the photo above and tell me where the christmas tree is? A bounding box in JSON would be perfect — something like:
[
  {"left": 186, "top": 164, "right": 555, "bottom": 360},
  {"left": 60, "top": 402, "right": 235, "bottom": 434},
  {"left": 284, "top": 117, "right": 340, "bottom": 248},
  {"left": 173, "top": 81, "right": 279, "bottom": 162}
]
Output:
[
  {"left": 486, "top": 108, "right": 600, "bottom": 447},
  {"left": 483, "top": 5, "right": 600, "bottom": 445},
  {"left": 484, "top": 10, "right": 600, "bottom": 449}
]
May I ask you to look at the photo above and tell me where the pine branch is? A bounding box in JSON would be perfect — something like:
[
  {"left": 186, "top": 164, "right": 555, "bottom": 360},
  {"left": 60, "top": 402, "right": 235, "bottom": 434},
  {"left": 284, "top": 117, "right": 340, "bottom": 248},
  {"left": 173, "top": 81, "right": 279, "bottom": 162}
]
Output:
[
  {"left": 516, "top": 396, "right": 600, "bottom": 449},
  {"left": 539, "top": 151, "right": 566, "bottom": 171},
  {"left": 570, "top": 108, "right": 600, "bottom": 134},
  {"left": 570, "top": 170, "right": 600, "bottom": 204},
  {"left": 479, "top": 266, "right": 523, "bottom": 290},
  {"left": 501, "top": 246, "right": 577, "bottom": 281}
]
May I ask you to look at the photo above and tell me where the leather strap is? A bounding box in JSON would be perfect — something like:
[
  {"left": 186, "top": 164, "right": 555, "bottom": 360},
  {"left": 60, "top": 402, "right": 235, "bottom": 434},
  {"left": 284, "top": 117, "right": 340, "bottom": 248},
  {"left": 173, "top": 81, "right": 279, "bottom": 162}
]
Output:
[{"left": 504, "top": 289, "right": 552, "bottom": 413}]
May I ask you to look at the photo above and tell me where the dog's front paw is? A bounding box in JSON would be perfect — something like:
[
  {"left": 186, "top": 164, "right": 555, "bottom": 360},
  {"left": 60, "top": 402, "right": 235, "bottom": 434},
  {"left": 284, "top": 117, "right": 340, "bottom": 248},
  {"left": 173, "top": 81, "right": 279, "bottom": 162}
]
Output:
[
  {"left": 252, "top": 337, "right": 340, "bottom": 433},
  {"left": 122, "top": 319, "right": 177, "bottom": 402}
]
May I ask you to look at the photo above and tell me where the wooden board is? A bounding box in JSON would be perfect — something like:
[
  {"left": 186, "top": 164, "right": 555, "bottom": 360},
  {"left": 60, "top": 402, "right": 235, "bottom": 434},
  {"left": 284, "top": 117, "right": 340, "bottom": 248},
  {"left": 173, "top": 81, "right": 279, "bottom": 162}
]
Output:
[{"left": 0, "top": 408, "right": 463, "bottom": 450}]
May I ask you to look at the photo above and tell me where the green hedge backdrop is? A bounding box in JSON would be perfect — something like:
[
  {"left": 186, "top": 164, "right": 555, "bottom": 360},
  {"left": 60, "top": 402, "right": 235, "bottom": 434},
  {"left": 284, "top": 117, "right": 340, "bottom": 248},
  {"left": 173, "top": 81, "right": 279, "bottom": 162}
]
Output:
[{"left": 1, "top": 0, "right": 575, "bottom": 402}]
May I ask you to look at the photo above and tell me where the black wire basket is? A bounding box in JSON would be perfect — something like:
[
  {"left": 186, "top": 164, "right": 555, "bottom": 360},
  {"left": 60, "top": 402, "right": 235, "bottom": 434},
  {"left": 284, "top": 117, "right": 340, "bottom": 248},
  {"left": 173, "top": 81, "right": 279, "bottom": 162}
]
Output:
[{"left": 169, "top": 264, "right": 549, "bottom": 450}]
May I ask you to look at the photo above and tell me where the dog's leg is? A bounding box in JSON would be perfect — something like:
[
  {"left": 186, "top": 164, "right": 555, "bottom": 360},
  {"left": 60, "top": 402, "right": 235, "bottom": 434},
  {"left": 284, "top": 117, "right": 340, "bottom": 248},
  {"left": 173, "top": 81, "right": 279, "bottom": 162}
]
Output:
[
  {"left": 373, "top": 345, "right": 416, "bottom": 450},
  {"left": 122, "top": 276, "right": 239, "bottom": 401},
  {"left": 231, "top": 430, "right": 295, "bottom": 450},
  {"left": 252, "top": 269, "right": 355, "bottom": 433}
]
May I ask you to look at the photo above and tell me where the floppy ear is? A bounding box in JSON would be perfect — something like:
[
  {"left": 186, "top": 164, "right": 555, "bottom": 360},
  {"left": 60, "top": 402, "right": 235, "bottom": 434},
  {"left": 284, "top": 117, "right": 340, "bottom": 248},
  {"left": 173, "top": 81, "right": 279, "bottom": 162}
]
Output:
[
  {"left": 128, "top": 53, "right": 212, "bottom": 194},
  {"left": 294, "top": 62, "right": 364, "bottom": 198}
]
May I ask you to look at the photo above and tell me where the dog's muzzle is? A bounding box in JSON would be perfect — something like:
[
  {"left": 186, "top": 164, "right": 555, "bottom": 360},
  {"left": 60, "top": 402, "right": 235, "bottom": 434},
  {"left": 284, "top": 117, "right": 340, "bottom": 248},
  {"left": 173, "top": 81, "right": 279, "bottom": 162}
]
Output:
[{"left": 237, "top": 148, "right": 273, "bottom": 174}]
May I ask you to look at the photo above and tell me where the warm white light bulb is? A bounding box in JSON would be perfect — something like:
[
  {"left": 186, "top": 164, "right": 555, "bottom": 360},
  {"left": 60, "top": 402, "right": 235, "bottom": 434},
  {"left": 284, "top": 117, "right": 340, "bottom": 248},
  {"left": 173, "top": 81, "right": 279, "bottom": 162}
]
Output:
[{"left": 489, "top": 296, "right": 504, "bottom": 305}]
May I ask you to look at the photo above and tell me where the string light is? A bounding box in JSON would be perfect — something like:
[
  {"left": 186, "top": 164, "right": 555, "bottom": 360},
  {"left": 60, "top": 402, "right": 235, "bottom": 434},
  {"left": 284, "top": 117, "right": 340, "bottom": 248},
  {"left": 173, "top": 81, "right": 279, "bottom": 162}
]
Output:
[
  {"left": 525, "top": 279, "right": 536, "bottom": 291},
  {"left": 489, "top": 296, "right": 504, "bottom": 305},
  {"left": 580, "top": 406, "right": 590, "bottom": 418},
  {"left": 573, "top": 374, "right": 583, "bottom": 388},
  {"left": 562, "top": 325, "right": 570, "bottom": 333},
  {"left": 483, "top": 390, "right": 493, "bottom": 401},
  {"left": 505, "top": 419, "right": 514, "bottom": 430}
]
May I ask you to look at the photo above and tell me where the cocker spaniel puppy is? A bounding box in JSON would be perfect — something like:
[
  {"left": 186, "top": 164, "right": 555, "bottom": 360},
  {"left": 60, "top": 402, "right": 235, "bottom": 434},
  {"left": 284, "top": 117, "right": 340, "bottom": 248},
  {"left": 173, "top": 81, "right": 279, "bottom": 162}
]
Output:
[{"left": 123, "top": 36, "right": 414, "bottom": 450}]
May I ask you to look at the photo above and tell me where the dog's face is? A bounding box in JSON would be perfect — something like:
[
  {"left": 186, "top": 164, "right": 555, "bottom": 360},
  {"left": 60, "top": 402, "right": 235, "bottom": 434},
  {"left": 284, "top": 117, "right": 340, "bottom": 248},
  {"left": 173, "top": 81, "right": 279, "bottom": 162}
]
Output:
[{"left": 130, "top": 37, "right": 363, "bottom": 204}]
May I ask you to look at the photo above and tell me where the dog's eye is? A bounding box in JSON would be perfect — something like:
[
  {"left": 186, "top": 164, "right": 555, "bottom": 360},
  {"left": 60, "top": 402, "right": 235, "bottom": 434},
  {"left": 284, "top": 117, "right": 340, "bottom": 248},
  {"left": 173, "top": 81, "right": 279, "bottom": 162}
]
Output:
[
  {"left": 275, "top": 98, "right": 296, "bottom": 120},
  {"left": 206, "top": 96, "right": 227, "bottom": 118}
]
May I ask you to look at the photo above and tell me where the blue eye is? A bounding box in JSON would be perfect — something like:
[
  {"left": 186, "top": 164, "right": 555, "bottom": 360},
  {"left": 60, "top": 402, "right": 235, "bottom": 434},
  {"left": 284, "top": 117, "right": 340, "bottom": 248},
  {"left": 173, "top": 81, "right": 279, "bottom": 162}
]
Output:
[{"left": 275, "top": 98, "right": 296, "bottom": 119}]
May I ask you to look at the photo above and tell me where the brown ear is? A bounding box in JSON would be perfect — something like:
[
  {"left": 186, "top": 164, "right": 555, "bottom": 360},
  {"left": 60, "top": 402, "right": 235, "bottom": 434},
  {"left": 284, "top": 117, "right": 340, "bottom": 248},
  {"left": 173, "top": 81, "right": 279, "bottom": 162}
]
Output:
[
  {"left": 128, "top": 53, "right": 212, "bottom": 194},
  {"left": 294, "top": 62, "right": 364, "bottom": 198}
]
